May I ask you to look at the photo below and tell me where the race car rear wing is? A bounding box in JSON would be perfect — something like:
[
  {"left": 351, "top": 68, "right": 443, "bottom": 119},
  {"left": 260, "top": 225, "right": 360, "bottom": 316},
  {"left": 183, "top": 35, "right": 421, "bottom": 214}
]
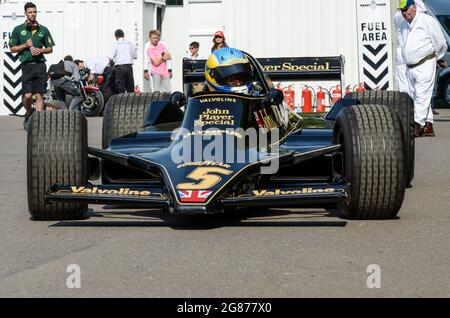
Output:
[{"left": 182, "top": 55, "right": 345, "bottom": 88}]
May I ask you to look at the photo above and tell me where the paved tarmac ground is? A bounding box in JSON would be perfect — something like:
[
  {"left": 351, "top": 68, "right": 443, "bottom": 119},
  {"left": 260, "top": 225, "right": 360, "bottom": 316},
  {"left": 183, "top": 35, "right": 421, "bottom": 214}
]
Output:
[{"left": 0, "top": 110, "right": 449, "bottom": 298}]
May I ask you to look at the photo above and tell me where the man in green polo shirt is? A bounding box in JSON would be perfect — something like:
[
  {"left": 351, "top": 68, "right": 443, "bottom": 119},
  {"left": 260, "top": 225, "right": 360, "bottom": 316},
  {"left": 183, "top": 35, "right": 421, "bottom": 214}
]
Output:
[{"left": 9, "top": 2, "right": 55, "bottom": 130}]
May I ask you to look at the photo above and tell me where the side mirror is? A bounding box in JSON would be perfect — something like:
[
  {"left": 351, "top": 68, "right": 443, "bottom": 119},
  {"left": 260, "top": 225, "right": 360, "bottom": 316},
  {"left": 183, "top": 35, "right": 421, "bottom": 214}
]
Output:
[
  {"left": 170, "top": 91, "right": 187, "bottom": 108},
  {"left": 268, "top": 88, "right": 284, "bottom": 105}
]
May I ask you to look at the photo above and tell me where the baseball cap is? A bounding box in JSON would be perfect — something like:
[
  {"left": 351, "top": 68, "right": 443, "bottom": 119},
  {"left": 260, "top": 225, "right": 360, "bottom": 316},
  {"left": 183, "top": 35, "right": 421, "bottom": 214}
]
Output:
[
  {"left": 399, "top": 0, "right": 415, "bottom": 10},
  {"left": 214, "top": 31, "right": 224, "bottom": 37}
]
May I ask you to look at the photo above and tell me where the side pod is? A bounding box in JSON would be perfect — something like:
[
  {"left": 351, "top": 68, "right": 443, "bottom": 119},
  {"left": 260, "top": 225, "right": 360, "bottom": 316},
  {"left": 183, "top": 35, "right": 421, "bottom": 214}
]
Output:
[{"left": 325, "top": 98, "right": 361, "bottom": 121}]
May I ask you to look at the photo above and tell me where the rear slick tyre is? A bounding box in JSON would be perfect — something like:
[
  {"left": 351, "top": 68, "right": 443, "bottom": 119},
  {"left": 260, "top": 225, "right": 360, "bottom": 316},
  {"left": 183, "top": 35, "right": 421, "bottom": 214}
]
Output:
[{"left": 102, "top": 92, "right": 170, "bottom": 149}]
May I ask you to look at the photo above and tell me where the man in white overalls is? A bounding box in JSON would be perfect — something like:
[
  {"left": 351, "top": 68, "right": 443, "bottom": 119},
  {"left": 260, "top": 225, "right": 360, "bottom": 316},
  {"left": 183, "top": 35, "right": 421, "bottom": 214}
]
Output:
[{"left": 398, "top": 0, "right": 448, "bottom": 137}]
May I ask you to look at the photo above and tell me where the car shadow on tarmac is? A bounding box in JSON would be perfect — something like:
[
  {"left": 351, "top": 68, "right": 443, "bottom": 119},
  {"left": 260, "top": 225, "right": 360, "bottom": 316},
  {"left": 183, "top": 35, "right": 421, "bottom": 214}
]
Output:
[
  {"left": 434, "top": 118, "right": 450, "bottom": 122},
  {"left": 50, "top": 208, "right": 347, "bottom": 230}
]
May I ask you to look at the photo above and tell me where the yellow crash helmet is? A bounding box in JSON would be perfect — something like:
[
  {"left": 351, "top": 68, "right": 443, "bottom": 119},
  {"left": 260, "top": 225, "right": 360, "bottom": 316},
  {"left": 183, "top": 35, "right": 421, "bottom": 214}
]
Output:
[{"left": 205, "top": 47, "right": 253, "bottom": 95}]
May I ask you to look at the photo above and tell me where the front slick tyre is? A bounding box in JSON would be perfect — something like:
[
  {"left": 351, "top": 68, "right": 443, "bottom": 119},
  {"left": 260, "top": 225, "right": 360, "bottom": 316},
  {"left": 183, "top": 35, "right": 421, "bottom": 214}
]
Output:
[
  {"left": 345, "top": 90, "right": 414, "bottom": 186},
  {"left": 27, "top": 110, "right": 89, "bottom": 220},
  {"left": 333, "top": 104, "right": 406, "bottom": 220}
]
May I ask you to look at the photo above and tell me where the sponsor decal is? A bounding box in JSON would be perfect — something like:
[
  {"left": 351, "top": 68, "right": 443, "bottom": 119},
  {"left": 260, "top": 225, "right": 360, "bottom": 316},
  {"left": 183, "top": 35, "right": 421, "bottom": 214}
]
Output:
[
  {"left": 21, "top": 30, "right": 26, "bottom": 36},
  {"left": 177, "top": 167, "right": 233, "bottom": 190},
  {"left": 251, "top": 188, "right": 339, "bottom": 196},
  {"left": 194, "top": 108, "right": 235, "bottom": 127},
  {"left": 261, "top": 62, "right": 330, "bottom": 72},
  {"left": 199, "top": 97, "right": 237, "bottom": 104},
  {"left": 177, "top": 161, "right": 231, "bottom": 169},
  {"left": 67, "top": 186, "right": 155, "bottom": 196},
  {"left": 182, "top": 129, "right": 242, "bottom": 139},
  {"left": 178, "top": 190, "right": 213, "bottom": 203}
]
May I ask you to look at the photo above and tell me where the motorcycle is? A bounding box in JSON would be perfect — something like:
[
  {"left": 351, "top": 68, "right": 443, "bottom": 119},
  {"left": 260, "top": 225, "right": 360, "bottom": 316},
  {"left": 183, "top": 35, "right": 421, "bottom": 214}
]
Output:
[{"left": 64, "top": 73, "right": 105, "bottom": 117}]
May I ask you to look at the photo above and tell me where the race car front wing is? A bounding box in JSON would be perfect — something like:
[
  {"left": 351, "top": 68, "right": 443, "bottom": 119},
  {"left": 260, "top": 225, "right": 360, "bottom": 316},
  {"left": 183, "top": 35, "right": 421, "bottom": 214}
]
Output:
[
  {"left": 45, "top": 145, "right": 348, "bottom": 214},
  {"left": 46, "top": 183, "right": 348, "bottom": 212}
]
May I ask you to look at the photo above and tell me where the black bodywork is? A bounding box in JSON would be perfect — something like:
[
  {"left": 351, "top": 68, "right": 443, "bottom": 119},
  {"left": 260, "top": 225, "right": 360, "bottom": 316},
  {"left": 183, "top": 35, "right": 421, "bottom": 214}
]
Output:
[{"left": 47, "top": 53, "right": 359, "bottom": 215}]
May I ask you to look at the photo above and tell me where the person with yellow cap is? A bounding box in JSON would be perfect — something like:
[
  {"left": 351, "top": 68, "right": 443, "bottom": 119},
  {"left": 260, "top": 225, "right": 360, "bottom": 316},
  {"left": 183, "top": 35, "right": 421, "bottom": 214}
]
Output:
[
  {"left": 397, "top": 0, "right": 448, "bottom": 137},
  {"left": 393, "top": 0, "right": 426, "bottom": 95}
]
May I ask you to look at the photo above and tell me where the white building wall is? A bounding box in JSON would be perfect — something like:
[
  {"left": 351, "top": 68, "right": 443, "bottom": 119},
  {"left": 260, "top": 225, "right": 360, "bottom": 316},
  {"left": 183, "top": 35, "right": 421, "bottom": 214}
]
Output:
[
  {"left": 223, "top": 0, "right": 361, "bottom": 106},
  {"left": 163, "top": 0, "right": 397, "bottom": 105}
]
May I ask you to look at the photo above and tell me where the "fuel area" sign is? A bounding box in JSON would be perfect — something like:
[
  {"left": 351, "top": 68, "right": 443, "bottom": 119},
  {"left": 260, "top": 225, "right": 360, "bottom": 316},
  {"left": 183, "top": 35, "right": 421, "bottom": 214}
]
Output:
[{"left": 356, "top": 0, "right": 394, "bottom": 90}]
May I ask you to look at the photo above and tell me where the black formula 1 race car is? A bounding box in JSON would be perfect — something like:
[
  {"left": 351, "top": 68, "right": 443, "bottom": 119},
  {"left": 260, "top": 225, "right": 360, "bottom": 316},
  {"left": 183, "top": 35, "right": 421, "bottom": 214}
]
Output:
[{"left": 26, "top": 52, "right": 414, "bottom": 221}]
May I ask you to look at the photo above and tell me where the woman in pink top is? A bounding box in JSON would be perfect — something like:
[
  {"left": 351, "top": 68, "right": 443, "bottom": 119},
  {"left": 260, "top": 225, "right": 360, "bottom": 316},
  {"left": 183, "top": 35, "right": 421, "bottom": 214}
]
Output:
[{"left": 145, "top": 30, "right": 172, "bottom": 93}]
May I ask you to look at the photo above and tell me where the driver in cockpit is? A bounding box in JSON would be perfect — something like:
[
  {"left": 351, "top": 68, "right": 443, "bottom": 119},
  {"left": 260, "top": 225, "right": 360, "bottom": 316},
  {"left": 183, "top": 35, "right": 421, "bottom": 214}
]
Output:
[{"left": 205, "top": 47, "right": 260, "bottom": 96}]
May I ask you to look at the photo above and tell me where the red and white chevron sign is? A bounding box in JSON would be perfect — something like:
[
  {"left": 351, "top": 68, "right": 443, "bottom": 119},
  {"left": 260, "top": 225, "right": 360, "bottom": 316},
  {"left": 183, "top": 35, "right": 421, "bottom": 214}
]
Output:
[
  {"left": 1, "top": 9, "right": 25, "bottom": 115},
  {"left": 356, "top": 0, "right": 394, "bottom": 90}
]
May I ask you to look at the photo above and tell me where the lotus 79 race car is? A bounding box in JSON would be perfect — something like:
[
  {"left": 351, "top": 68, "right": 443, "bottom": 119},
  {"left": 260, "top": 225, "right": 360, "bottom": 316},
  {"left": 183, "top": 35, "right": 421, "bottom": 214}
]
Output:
[{"left": 26, "top": 51, "right": 414, "bottom": 221}]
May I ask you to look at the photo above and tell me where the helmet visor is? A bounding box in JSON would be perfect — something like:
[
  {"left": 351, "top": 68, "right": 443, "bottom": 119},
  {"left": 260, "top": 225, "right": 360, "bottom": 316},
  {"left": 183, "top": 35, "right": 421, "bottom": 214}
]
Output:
[{"left": 214, "top": 63, "right": 252, "bottom": 86}]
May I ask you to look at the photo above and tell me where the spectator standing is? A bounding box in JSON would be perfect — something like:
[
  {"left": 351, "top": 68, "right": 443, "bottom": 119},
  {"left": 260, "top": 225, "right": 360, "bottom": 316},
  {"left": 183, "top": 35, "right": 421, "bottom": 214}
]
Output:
[
  {"left": 394, "top": 0, "right": 427, "bottom": 94},
  {"left": 144, "top": 30, "right": 172, "bottom": 93},
  {"left": 394, "top": 0, "right": 439, "bottom": 115},
  {"left": 144, "top": 36, "right": 173, "bottom": 92},
  {"left": 398, "top": 0, "right": 448, "bottom": 137},
  {"left": 9, "top": 2, "right": 55, "bottom": 130},
  {"left": 108, "top": 29, "right": 137, "bottom": 93},
  {"left": 211, "top": 31, "right": 228, "bottom": 53},
  {"left": 185, "top": 42, "right": 206, "bottom": 60}
]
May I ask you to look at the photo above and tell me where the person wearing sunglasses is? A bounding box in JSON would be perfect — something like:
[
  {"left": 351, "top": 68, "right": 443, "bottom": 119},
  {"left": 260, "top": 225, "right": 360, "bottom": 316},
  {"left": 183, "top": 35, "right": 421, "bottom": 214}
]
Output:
[
  {"left": 186, "top": 42, "right": 206, "bottom": 60},
  {"left": 211, "top": 31, "right": 229, "bottom": 53}
]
